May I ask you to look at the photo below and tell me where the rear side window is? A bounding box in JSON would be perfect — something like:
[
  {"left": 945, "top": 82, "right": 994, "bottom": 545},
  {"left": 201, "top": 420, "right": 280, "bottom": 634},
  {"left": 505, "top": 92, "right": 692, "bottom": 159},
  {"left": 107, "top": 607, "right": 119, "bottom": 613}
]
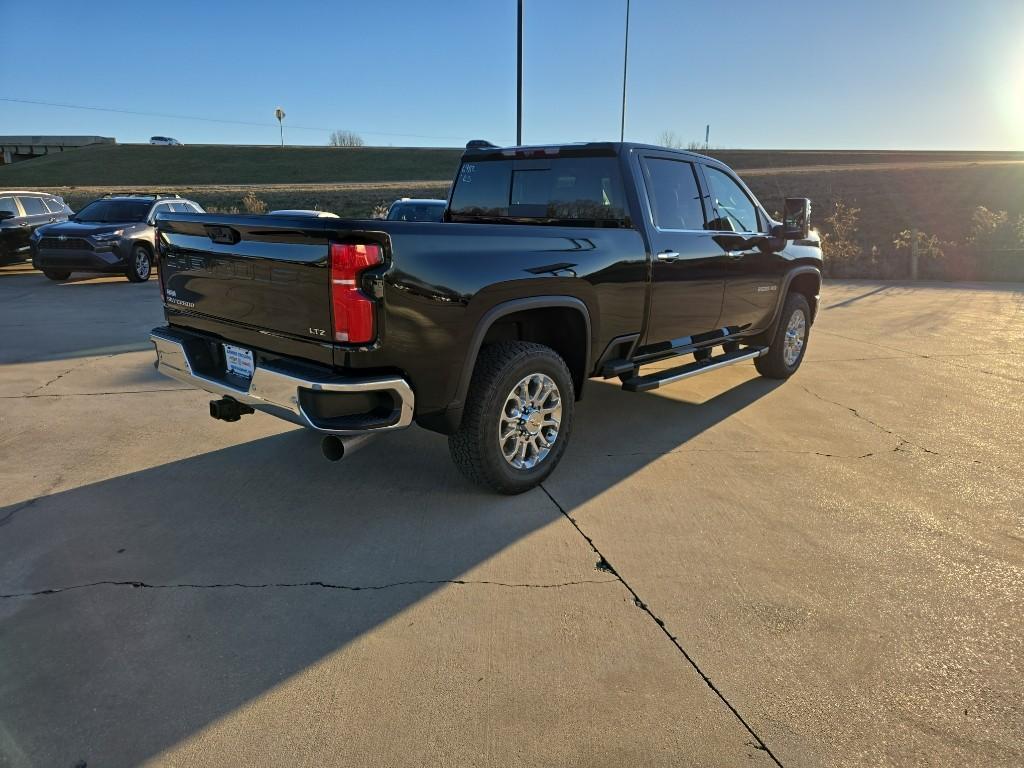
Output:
[
  {"left": 449, "top": 157, "right": 628, "bottom": 226},
  {"left": 642, "top": 158, "right": 706, "bottom": 230},
  {"left": 44, "top": 198, "right": 67, "bottom": 214},
  {"left": 0, "top": 196, "right": 18, "bottom": 216},
  {"left": 17, "top": 196, "right": 47, "bottom": 215}
]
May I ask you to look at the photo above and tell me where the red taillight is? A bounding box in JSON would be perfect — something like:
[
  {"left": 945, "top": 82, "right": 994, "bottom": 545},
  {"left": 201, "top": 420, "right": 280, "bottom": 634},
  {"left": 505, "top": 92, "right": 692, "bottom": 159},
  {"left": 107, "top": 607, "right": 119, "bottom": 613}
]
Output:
[{"left": 330, "top": 242, "right": 382, "bottom": 344}]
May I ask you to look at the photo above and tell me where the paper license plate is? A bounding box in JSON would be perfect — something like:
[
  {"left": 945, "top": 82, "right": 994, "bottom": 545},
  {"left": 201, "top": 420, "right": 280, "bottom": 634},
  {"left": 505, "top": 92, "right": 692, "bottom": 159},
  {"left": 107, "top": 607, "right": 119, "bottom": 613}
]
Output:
[{"left": 224, "top": 344, "right": 254, "bottom": 379}]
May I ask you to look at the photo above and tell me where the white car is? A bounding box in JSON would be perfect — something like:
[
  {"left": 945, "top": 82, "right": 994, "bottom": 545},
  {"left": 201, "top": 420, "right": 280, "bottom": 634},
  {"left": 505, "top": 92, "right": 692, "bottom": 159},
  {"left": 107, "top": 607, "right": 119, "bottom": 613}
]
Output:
[
  {"left": 267, "top": 209, "right": 339, "bottom": 218},
  {"left": 149, "top": 136, "right": 182, "bottom": 146}
]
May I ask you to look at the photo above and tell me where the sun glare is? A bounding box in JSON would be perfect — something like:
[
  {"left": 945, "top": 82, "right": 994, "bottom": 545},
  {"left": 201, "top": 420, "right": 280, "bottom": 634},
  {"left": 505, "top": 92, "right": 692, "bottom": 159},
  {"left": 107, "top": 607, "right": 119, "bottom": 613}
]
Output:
[{"left": 994, "top": 45, "right": 1024, "bottom": 147}]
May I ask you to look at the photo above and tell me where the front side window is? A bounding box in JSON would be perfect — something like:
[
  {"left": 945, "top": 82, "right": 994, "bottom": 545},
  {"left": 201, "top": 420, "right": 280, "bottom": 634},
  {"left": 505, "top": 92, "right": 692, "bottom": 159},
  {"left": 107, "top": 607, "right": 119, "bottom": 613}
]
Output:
[
  {"left": 449, "top": 156, "right": 628, "bottom": 225},
  {"left": 642, "top": 157, "right": 706, "bottom": 230},
  {"left": 17, "top": 196, "right": 47, "bottom": 216},
  {"left": 0, "top": 196, "right": 18, "bottom": 216},
  {"left": 703, "top": 166, "right": 761, "bottom": 233}
]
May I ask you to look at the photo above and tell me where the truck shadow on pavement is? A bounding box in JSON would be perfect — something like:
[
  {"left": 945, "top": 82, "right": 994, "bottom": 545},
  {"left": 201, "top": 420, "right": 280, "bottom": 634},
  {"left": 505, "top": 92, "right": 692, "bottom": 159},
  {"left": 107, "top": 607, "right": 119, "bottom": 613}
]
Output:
[{"left": 0, "top": 374, "right": 779, "bottom": 766}]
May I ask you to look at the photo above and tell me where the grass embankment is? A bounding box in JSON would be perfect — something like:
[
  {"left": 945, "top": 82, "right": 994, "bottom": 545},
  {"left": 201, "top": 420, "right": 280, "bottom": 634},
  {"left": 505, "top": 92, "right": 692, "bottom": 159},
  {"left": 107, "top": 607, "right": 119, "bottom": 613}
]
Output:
[
  {"left": 2, "top": 143, "right": 1022, "bottom": 187},
  {"left": 0, "top": 144, "right": 463, "bottom": 186},
  {"left": 5, "top": 144, "right": 1023, "bottom": 280}
]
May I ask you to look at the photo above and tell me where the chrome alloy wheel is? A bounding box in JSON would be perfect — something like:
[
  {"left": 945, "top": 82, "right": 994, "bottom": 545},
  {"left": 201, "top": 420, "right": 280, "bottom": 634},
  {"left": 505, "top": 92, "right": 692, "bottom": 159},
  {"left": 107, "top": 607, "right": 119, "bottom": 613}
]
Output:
[
  {"left": 782, "top": 309, "right": 807, "bottom": 366},
  {"left": 498, "top": 373, "right": 562, "bottom": 470},
  {"left": 135, "top": 248, "right": 150, "bottom": 278}
]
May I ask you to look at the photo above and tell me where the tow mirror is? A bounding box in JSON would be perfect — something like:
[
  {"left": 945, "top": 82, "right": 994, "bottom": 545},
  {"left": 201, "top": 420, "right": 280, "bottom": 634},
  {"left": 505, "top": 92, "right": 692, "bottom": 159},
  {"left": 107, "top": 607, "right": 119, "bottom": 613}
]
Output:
[{"left": 783, "top": 198, "right": 811, "bottom": 240}]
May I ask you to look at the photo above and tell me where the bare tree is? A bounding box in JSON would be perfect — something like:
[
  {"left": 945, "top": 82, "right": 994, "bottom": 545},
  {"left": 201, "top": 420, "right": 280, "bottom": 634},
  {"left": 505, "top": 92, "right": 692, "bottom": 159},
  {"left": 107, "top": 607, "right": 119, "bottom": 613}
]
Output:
[
  {"left": 658, "top": 130, "right": 685, "bottom": 149},
  {"left": 329, "top": 130, "right": 365, "bottom": 147}
]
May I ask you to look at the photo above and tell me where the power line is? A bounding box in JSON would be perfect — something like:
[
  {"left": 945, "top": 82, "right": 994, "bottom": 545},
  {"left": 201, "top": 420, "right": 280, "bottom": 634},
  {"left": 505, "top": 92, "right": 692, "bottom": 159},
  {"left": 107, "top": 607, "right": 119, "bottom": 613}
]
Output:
[{"left": 0, "top": 97, "right": 468, "bottom": 142}]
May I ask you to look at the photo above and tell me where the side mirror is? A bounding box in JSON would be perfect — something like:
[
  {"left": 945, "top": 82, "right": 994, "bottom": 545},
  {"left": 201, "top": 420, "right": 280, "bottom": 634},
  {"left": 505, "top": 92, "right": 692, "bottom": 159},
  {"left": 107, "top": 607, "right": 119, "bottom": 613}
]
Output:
[
  {"left": 783, "top": 198, "right": 811, "bottom": 240},
  {"left": 0, "top": 210, "right": 15, "bottom": 221}
]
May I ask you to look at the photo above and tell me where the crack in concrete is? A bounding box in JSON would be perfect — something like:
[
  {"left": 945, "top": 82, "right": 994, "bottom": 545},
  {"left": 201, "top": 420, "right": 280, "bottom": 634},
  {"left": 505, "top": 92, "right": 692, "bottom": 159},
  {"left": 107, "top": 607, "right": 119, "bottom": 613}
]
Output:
[
  {"left": 0, "top": 497, "right": 40, "bottom": 528},
  {"left": 597, "top": 446, "right": 878, "bottom": 460},
  {"left": 0, "top": 387, "right": 190, "bottom": 400},
  {"left": 0, "top": 473, "right": 63, "bottom": 528},
  {"left": 28, "top": 357, "right": 109, "bottom": 395},
  {"left": 814, "top": 329, "right": 1024, "bottom": 384},
  {"left": 0, "top": 577, "right": 618, "bottom": 600},
  {"left": 539, "top": 483, "right": 784, "bottom": 767},
  {"left": 800, "top": 384, "right": 939, "bottom": 457}
]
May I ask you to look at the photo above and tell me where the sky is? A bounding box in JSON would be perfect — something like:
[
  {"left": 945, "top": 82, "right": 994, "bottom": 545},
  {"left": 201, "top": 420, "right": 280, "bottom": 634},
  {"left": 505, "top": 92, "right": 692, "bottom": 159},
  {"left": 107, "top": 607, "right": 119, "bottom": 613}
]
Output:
[{"left": 2, "top": 0, "right": 1023, "bottom": 150}]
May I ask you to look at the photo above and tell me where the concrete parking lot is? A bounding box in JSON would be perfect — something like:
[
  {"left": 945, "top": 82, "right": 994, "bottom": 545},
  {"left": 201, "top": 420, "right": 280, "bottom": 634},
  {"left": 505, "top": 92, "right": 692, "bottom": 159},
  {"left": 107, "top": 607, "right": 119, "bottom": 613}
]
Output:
[{"left": 1, "top": 262, "right": 1021, "bottom": 767}]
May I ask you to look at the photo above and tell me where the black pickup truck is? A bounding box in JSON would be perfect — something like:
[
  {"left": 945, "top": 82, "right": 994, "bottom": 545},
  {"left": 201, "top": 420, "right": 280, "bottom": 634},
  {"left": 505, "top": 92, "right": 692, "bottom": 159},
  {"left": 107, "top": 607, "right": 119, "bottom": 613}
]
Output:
[{"left": 150, "top": 141, "right": 822, "bottom": 493}]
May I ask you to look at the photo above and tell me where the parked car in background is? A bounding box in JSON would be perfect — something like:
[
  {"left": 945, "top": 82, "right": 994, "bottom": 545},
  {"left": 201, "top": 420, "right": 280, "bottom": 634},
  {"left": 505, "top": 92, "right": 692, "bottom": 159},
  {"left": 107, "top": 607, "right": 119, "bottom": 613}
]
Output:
[
  {"left": 268, "top": 209, "right": 340, "bottom": 218},
  {"left": 0, "top": 192, "right": 72, "bottom": 260},
  {"left": 149, "top": 136, "right": 182, "bottom": 146},
  {"left": 31, "top": 193, "right": 203, "bottom": 282},
  {"left": 385, "top": 198, "right": 446, "bottom": 222}
]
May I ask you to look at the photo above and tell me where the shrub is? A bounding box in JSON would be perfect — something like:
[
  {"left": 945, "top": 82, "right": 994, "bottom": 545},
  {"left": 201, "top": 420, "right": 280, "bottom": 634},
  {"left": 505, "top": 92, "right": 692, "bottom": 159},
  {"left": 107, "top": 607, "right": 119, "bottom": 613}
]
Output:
[
  {"left": 241, "top": 190, "right": 267, "bottom": 214},
  {"left": 966, "top": 206, "right": 1024, "bottom": 251},
  {"left": 820, "top": 201, "right": 861, "bottom": 275},
  {"left": 370, "top": 200, "right": 389, "bottom": 219},
  {"left": 893, "top": 229, "right": 951, "bottom": 261}
]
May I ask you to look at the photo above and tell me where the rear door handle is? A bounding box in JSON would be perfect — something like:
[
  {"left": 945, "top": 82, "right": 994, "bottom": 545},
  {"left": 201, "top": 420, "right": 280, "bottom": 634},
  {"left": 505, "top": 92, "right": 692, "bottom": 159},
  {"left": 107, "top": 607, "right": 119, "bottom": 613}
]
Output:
[
  {"left": 657, "top": 250, "right": 680, "bottom": 263},
  {"left": 726, "top": 250, "right": 744, "bottom": 259}
]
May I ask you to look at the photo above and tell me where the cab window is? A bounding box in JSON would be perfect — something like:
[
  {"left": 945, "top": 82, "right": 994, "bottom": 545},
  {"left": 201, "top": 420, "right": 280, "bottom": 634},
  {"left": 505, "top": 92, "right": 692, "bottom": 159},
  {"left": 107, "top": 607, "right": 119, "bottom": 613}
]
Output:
[
  {"left": 702, "top": 166, "right": 761, "bottom": 233},
  {"left": 641, "top": 157, "right": 706, "bottom": 230}
]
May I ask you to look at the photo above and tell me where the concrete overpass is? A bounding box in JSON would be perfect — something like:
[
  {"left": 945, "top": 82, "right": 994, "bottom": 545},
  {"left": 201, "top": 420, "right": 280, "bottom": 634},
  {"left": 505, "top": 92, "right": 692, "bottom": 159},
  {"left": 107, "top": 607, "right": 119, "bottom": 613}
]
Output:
[{"left": 0, "top": 135, "right": 115, "bottom": 165}]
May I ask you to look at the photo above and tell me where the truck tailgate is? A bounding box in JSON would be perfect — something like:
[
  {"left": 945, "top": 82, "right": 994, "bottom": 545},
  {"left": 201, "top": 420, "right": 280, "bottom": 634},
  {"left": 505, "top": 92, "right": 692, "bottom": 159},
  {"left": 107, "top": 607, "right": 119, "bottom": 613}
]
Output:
[{"left": 157, "top": 215, "right": 333, "bottom": 342}]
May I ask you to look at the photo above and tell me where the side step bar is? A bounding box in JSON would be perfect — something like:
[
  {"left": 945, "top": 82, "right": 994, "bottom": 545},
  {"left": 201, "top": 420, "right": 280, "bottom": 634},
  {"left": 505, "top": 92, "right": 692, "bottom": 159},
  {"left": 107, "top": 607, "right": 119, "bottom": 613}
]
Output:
[{"left": 620, "top": 346, "right": 767, "bottom": 392}]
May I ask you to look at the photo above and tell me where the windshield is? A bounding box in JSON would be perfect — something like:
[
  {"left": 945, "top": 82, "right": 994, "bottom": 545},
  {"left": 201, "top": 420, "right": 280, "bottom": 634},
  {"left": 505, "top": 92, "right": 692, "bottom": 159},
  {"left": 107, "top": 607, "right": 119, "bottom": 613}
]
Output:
[
  {"left": 73, "top": 199, "right": 151, "bottom": 223},
  {"left": 387, "top": 202, "right": 446, "bottom": 222},
  {"left": 448, "top": 156, "right": 629, "bottom": 226}
]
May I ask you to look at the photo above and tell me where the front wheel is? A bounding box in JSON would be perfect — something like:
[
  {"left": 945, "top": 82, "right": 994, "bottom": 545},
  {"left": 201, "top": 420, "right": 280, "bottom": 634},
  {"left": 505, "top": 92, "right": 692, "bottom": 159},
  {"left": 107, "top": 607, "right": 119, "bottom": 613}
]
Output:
[
  {"left": 755, "top": 292, "right": 811, "bottom": 379},
  {"left": 126, "top": 244, "right": 152, "bottom": 282},
  {"left": 42, "top": 269, "right": 71, "bottom": 281},
  {"left": 449, "top": 341, "right": 575, "bottom": 494}
]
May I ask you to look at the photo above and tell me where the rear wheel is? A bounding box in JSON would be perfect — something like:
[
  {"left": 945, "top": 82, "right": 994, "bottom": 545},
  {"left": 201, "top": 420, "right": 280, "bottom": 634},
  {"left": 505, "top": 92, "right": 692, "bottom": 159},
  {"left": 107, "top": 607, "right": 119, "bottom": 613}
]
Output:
[
  {"left": 42, "top": 269, "right": 70, "bottom": 281},
  {"left": 755, "top": 292, "right": 811, "bottom": 379},
  {"left": 127, "top": 244, "right": 152, "bottom": 282},
  {"left": 449, "top": 341, "right": 574, "bottom": 494}
]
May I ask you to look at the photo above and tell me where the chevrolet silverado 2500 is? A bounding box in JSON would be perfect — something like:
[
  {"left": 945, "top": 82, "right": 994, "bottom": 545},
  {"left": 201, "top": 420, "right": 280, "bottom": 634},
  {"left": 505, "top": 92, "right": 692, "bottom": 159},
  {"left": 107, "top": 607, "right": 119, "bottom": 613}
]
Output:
[{"left": 150, "top": 141, "right": 822, "bottom": 493}]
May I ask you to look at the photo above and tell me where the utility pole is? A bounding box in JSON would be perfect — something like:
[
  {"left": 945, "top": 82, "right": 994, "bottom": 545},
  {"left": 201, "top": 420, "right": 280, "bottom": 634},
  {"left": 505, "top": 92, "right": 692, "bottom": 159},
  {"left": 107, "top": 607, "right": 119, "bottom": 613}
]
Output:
[
  {"left": 705, "top": 124, "right": 710, "bottom": 150},
  {"left": 620, "top": 0, "right": 630, "bottom": 142},
  {"left": 910, "top": 226, "right": 919, "bottom": 280},
  {"left": 275, "top": 107, "right": 286, "bottom": 147},
  {"left": 517, "top": 0, "right": 523, "bottom": 145}
]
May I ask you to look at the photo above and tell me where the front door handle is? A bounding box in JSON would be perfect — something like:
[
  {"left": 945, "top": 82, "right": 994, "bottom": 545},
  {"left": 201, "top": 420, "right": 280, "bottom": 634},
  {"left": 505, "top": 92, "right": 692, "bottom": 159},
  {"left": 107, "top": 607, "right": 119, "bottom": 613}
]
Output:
[
  {"left": 725, "top": 250, "right": 744, "bottom": 259},
  {"left": 657, "top": 250, "right": 680, "bottom": 263}
]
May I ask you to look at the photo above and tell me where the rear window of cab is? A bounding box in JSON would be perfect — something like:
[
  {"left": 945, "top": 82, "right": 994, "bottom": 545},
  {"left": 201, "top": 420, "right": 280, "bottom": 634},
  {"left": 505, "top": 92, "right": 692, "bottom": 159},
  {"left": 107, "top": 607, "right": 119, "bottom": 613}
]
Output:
[{"left": 449, "top": 157, "right": 628, "bottom": 226}]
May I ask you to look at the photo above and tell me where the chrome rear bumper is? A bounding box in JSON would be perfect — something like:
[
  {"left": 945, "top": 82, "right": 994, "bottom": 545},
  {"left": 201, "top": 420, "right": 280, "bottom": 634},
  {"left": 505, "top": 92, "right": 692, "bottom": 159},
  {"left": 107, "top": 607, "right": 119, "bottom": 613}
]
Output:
[{"left": 150, "top": 329, "right": 414, "bottom": 435}]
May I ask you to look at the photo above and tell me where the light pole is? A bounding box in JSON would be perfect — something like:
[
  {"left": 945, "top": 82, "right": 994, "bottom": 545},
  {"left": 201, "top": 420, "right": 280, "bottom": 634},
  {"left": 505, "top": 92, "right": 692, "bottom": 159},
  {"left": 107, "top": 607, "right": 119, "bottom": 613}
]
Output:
[
  {"left": 620, "top": 0, "right": 630, "bottom": 142},
  {"left": 275, "top": 107, "right": 286, "bottom": 147},
  {"left": 517, "top": 0, "right": 523, "bottom": 145}
]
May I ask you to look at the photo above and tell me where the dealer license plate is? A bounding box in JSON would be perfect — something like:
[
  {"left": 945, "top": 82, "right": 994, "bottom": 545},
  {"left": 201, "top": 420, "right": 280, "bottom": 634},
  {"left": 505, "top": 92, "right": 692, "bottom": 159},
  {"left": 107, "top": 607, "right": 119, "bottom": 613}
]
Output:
[{"left": 224, "top": 344, "right": 254, "bottom": 379}]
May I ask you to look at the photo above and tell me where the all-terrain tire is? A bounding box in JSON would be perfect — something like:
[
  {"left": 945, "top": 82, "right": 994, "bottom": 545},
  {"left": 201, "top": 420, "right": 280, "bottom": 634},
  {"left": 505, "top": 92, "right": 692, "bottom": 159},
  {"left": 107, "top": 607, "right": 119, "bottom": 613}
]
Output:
[
  {"left": 449, "top": 341, "right": 575, "bottom": 494},
  {"left": 42, "top": 269, "right": 71, "bottom": 281},
  {"left": 126, "top": 244, "right": 152, "bottom": 282},
  {"left": 755, "top": 292, "right": 811, "bottom": 379}
]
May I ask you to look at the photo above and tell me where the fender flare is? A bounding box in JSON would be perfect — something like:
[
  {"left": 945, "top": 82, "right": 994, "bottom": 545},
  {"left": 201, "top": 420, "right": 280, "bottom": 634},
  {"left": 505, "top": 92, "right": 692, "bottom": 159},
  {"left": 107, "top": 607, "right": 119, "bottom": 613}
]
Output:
[
  {"left": 447, "top": 295, "right": 593, "bottom": 422},
  {"left": 766, "top": 266, "right": 821, "bottom": 336}
]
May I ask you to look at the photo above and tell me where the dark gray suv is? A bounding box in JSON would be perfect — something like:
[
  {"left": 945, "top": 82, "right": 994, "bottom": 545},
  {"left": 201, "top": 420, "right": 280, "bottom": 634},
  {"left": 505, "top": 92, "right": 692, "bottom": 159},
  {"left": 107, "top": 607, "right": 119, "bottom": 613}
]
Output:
[
  {"left": 31, "top": 193, "right": 203, "bottom": 282},
  {"left": 0, "top": 191, "right": 72, "bottom": 261}
]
